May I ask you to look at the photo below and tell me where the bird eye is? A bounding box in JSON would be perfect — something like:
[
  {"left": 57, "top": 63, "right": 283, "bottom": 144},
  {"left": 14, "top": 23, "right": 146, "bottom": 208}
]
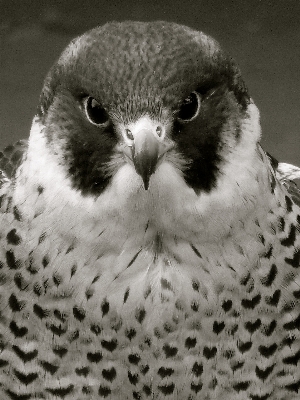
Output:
[
  {"left": 84, "top": 97, "right": 110, "bottom": 126},
  {"left": 177, "top": 92, "right": 201, "bottom": 122}
]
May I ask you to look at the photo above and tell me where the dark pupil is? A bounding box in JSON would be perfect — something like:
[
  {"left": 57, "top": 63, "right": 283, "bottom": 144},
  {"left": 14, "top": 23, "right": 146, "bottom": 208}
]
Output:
[
  {"left": 178, "top": 92, "right": 198, "bottom": 121},
  {"left": 87, "top": 97, "right": 109, "bottom": 124}
]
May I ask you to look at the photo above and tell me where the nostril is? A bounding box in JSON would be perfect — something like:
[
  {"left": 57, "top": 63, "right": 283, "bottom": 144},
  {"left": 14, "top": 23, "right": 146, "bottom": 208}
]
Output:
[
  {"left": 156, "top": 126, "right": 163, "bottom": 137},
  {"left": 125, "top": 129, "right": 134, "bottom": 141}
]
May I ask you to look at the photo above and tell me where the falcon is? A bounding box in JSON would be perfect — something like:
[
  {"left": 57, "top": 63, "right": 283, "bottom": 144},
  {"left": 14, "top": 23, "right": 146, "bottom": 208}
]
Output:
[{"left": 0, "top": 21, "right": 300, "bottom": 400}]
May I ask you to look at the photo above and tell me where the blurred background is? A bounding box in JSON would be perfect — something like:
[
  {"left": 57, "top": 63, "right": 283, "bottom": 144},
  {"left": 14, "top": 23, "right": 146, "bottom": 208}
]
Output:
[{"left": 0, "top": 0, "right": 299, "bottom": 165}]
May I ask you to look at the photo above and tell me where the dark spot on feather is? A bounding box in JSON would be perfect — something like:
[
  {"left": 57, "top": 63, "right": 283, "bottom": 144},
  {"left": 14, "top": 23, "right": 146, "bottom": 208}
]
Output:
[
  {"left": 258, "top": 343, "right": 277, "bottom": 358},
  {"left": 126, "top": 328, "right": 136, "bottom": 340},
  {"left": 203, "top": 346, "right": 217, "bottom": 359},
  {"left": 285, "top": 195, "right": 293, "bottom": 212},
  {"left": 241, "top": 294, "right": 261, "bottom": 309},
  {"left": 185, "top": 337, "right": 197, "bottom": 349},
  {"left": 66, "top": 244, "right": 74, "bottom": 254},
  {"left": 92, "top": 274, "right": 100, "bottom": 283},
  {"left": 209, "top": 377, "right": 218, "bottom": 389},
  {"left": 263, "top": 245, "right": 273, "bottom": 259},
  {"left": 6, "top": 229, "right": 22, "bottom": 245},
  {"left": 82, "top": 386, "right": 92, "bottom": 394},
  {"left": 163, "top": 344, "right": 178, "bottom": 358},
  {"left": 12, "top": 345, "right": 38, "bottom": 362},
  {"left": 158, "top": 383, "right": 174, "bottom": 395},
  {"left": 101, "top": 299, "right": 109, "bottom": 316},
  {"left": 144, "top": 285, "right": 151, "bottom": 299},
  {"left": 14, "top": 272, "right": 29, "bottom": 290},
  {"left": 102, "top": 367, "right": 116, "bottom": 381},
  {"left": 90, "top": 324, "right": 101, "bottom": 335},
  {"left": 141, "top": 365, "right": 149, "bottom": 375},
  {"left": 38, "top": 232, "right": 46, "bottom": 244},
  {"left": 192, "top": 279, "right": 199, "bottom": 291},
  {"left": 9, "top": 293, "right": 25, "bottom": 312},
  {"left": 52, "top": 346, "right": 68, "bottom": 358},
  {"left": 192, "top": 362, "right": 203, "bottom": 376},
  {"left": 258, "top": 234, "right": 265, "bottom": 245},
  {"left": 293, "top": 289, "right": 300, "bottom": 299},
  {"left": 98, "top": 386, "right": 111, "bottom": 397},
  {"left": 49, "top": 324, "right": 67, "bottom": 336},
  {"left": 33, "top": 282, "right": 42, "bottom": 296},
  {"left": 27, "top": 254, "right": 39, "bottom": 274},
  {"left": 265, "top": 289, "right": 281, "bottom": 307},
  {"left": 283, "top": 350, "right": 300, "bottom": 365},
  {"left": 101, "top": 338, "right": 117, "bottom": 352},
  {"left": 261, "top": 264, "right": 277, "bottom": 286},
  {"left": 128, "top": 354, "right": 140, "bottom": 365},
  {"left": 9, "top": 321, "right": 28, "bottom": 337},
  {"left": 33, "top": 303, "right": 50, "bottom": 319},
  {"left": 240, "top": 273, "right": 251, "bottom": 286},
  {"left": 54, "top": 309, "right": 67, "bottom": 322},
  {"left": 87, "top": 351, "right": 102, "bottom": 363},
  {"left": 128, "top": 370, "right": 139, "bottom": 385},
  {"left": 75, "top": 366, "right": 89, "bottom": 377},
  {"left": 281, "top": 224, "right": 296, "bottom": 247},
  {"left": 285, "top": 249, "right": 300, "bottom": 268},
  {"left": 73, "top": 306, "right": 86, "bottom": 321},
  {"left": 160, "top": 278, "right": 174, "bottom": 291},
  {"left": 123, "top": 287, "right": 130, "bottom": 303},
  {"left": 229, "top": 324, "right": 239, "bottom": 336},
  {"left": 135, "top": 307, "right": 146, "bottom": 324},
  {"left": 6, "top": 250, "right": 21, "bottom": 269},
  {"left": 13, "top": 369, "right": 38, "bottom": 385},
  {"left": 278, "top": 216, "right": 285, "bottom": 232},
  {"left": 70, "top": 264, "right": 77, "bottom": 277},
  {"left": 143, "top": 385, "right": 151, "bottom": 395},
  {"left": 85, "top": 287, "right": 94, "bottom": 299},
  {"left": 250, "top": 393, "right": 271, "bottom": 400},
  {"left": 285, "top": 380, "right": 300, "bottom": 392},
  {"left": 238, "top": 341, "right": 252, "bottom": 353},
  {"left": 40, "top": 361, "right": 59, "bottom": 375},
  {"left": 53, "top": 273, "right": 62, "bottom": 286},
  {"left": 283, "top": 313, "right": 300, "bottom": 331},
  {"left": 5, "top": 390, "right": 31, "bottom": 400},
  {"left": 157, "top": 367, "right": 174, "bottom": 378},
  {"left": 244, "top": 319, "right": 261, "bottom": 333},
  {"left": 233, "top": 381, "right": 250, "bottom": 392},
  {"left": 231, "top": 361, "right": 245, "bottom": 371},
  {"left": 223, "top": 349, "right": 235, "bottom": 359},
  {"left": 222, "top": 299, "right": 232, "bottom": 312},
  {"left": 255, "top": 364, "right": 275, "bottom": 381},
  {"left": 68, "top": 330, "right": 79, "bottom": 342},
  {"left": 190, "top": 244, "right": 202, "bottom": 258},
  {"left": 191, "top": 382, "right": 203, "bottom": 394},
  {"left": 37, "top": 185, "right": 44, "bottom": 194},
  {"left": 213, "top": 321, "right": 225, "bottom": 334},
  {"left": 262, "top": 320, "right": 277, "bottom": 336},
  {"left": 13, "top": 206, "right": 22, "bottom": 221},
  {"left": 126, "top": 250, "right": 141, "bottom": 269},
  {"left": 46, "top": 385, "right": 74, "bottom": 397},
  {"left": 42, "top": 255, "right": 49, "bottom": 268}
]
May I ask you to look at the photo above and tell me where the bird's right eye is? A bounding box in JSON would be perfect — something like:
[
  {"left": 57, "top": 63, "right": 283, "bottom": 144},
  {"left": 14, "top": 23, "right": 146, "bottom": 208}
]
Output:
[
  {"left": 84, "top": 97, "right": 110, "bottom": 126},
  {"left": 177, "top": 91, "right": 201, "bottom": 122}
]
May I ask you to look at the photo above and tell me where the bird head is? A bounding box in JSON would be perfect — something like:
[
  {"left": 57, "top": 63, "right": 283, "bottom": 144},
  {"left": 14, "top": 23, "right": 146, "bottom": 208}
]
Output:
[
  {"left": 20, "top": 21, "right": 269, "bottom": 241},
  {"left": 37, "top": 21, "right": 252, "bottom": 192}
]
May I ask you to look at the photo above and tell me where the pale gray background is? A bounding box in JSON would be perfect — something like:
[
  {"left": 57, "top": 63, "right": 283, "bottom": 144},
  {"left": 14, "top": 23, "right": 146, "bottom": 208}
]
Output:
[{"left": 1, "top": 0, "right": 299, "bottom": 165}]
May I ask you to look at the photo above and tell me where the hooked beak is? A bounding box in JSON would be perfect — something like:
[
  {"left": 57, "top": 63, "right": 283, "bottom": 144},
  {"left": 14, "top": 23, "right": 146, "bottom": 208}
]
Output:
[
  {"left": 123, "top": 117, "right": 172, "bottom": 190},
  {"left": 132, "top": 128, "right": 160, "bottom": 190}
]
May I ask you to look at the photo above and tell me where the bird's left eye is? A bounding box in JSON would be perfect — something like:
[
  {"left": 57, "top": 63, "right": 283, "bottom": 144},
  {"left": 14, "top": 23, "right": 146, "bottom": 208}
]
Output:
[
  {"left": 177, "top": 91, "right": 201, "bottom": 122},
  {"left": 84, "top": 97, "right": 110, "bottom": 126}
]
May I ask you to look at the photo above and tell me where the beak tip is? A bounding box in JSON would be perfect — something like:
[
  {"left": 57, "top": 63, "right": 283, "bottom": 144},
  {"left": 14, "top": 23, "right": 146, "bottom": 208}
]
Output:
[{"left": 141, "top": 174, "right": 150, "bottom": 190}]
